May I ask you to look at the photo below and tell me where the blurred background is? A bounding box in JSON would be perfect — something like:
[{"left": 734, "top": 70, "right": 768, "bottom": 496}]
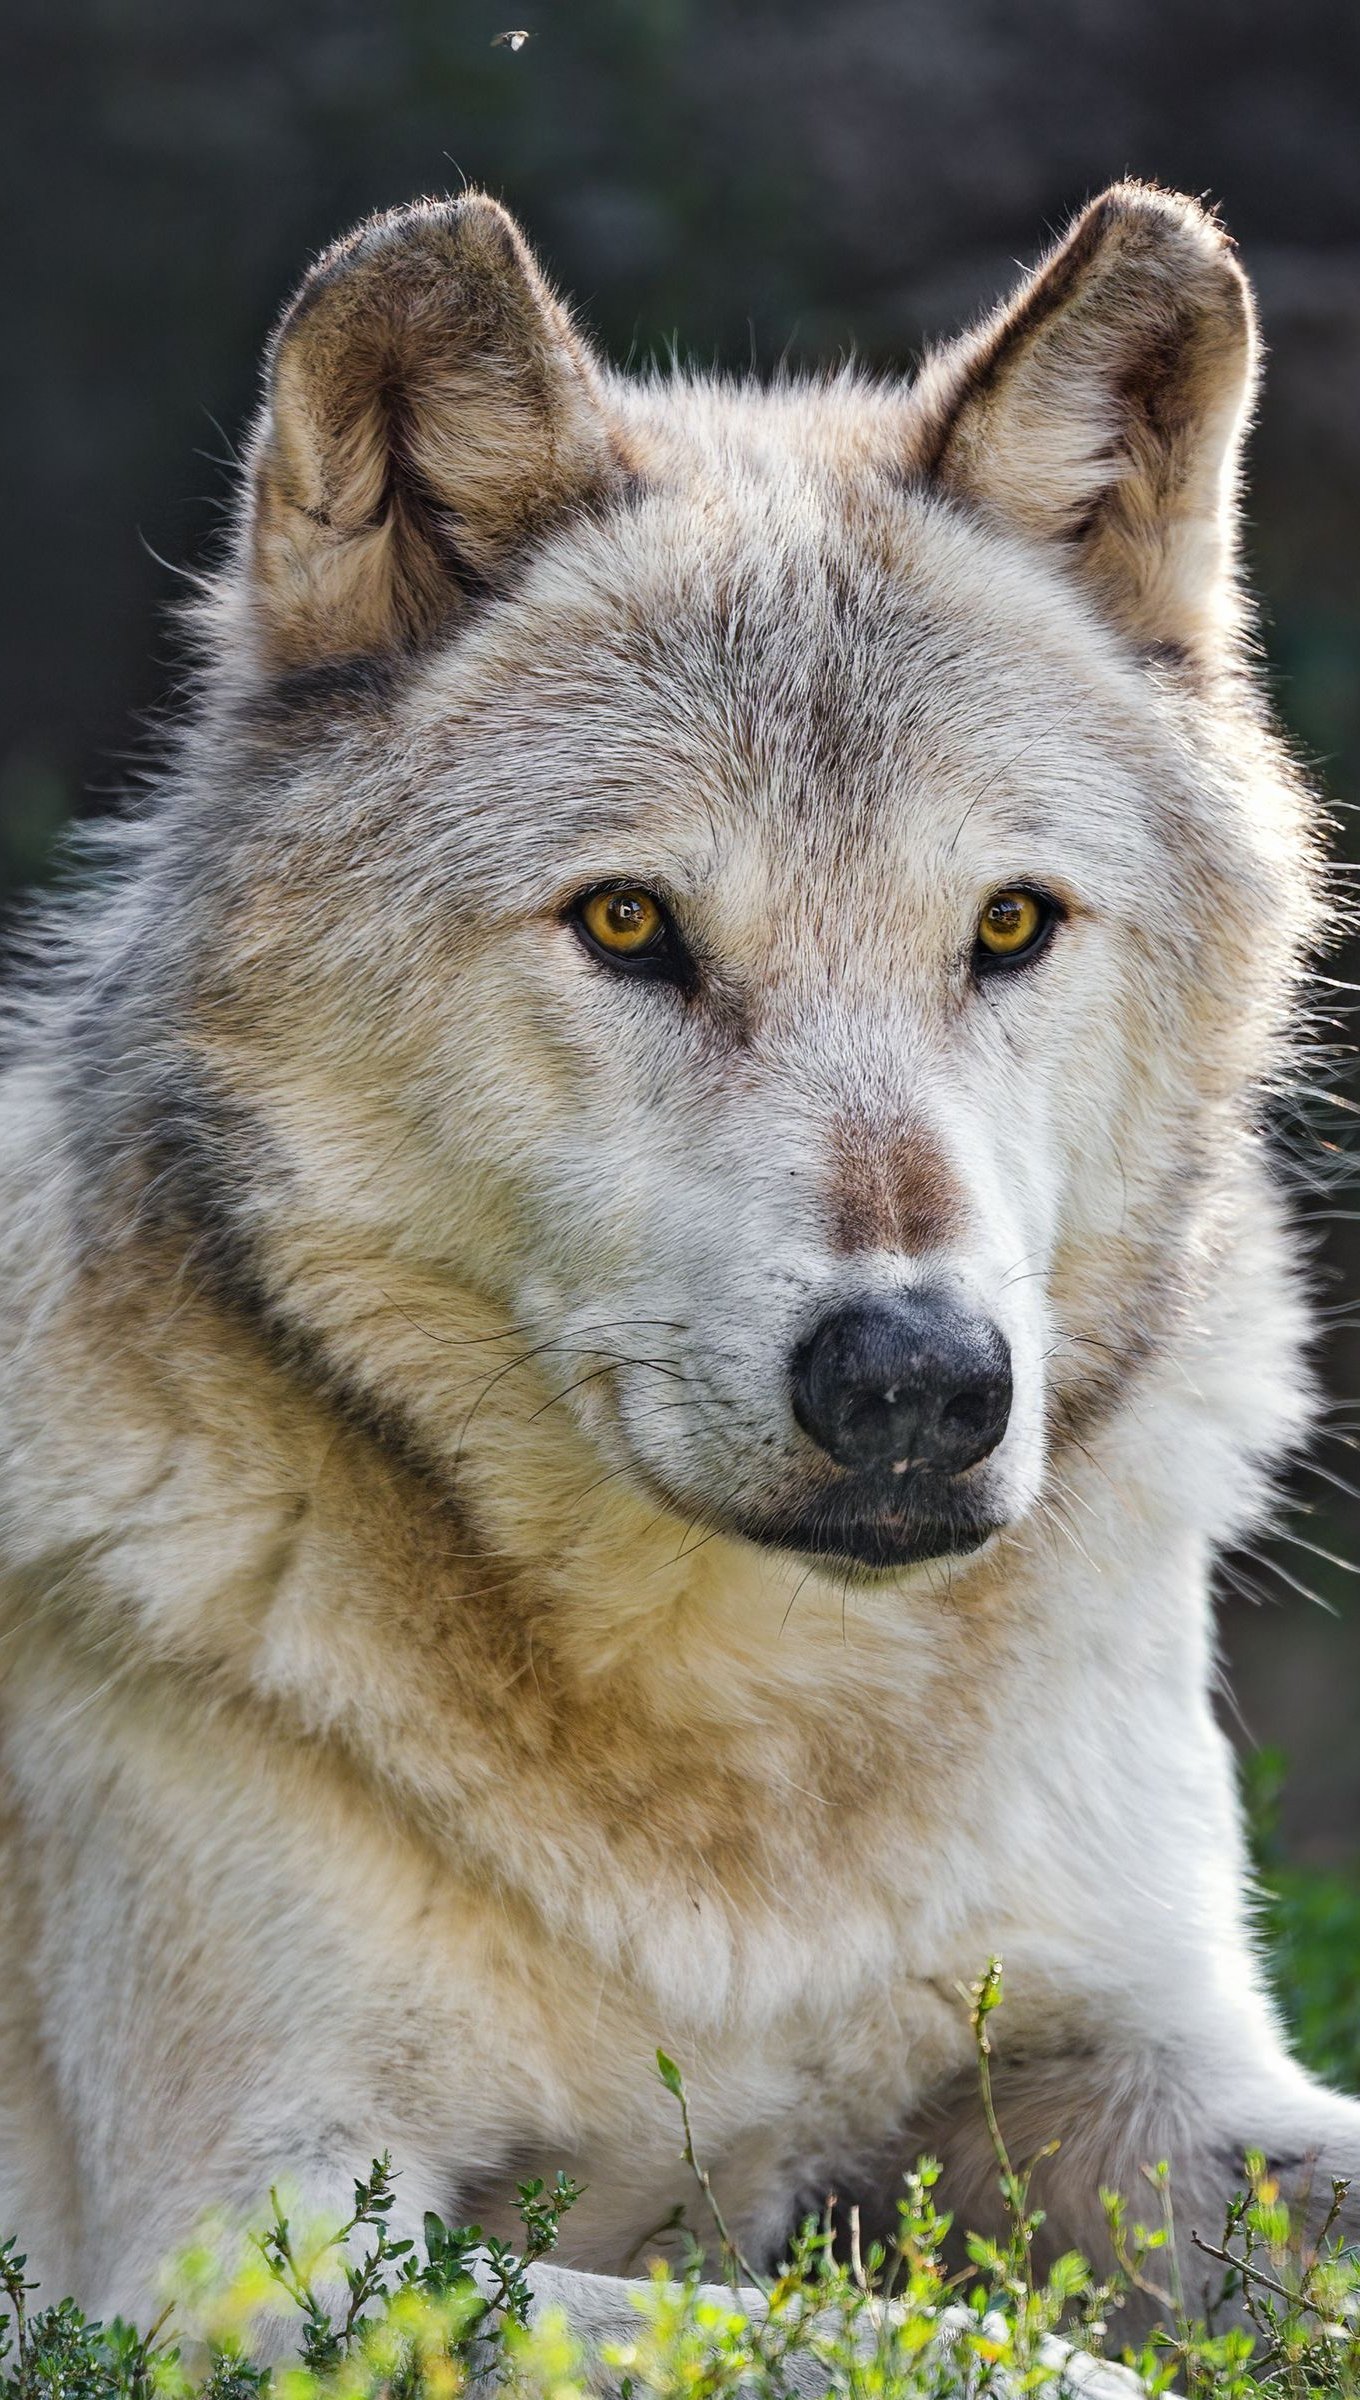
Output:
[{"left": 3, "top": 2, "right": 1357, "bottom": 1923}]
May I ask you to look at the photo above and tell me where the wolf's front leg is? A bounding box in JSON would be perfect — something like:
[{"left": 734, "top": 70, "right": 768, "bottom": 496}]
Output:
[{"left": 899, "top": 2038, "right": 1360, "bottom": 2335}]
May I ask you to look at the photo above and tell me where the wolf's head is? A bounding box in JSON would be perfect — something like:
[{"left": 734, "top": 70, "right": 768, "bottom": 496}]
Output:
[{"left": 114, "top": 185, "right": 1316, "bottom": 1591}]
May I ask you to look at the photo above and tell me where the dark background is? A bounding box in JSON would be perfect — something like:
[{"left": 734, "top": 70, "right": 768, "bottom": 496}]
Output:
[{"left": 4, "top": 0, "right": 1358, "bottom": 1859}]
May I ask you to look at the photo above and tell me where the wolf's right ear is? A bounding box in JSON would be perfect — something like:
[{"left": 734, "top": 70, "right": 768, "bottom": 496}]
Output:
[{"left": 240, "top": 195, "right": 617, "bottom": 671}]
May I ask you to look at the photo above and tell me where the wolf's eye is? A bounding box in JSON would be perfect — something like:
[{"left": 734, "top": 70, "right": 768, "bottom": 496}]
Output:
[
  {"left": 579, "top": 888, "right": 664, "bottom": 956},
  {"left": 974, "top": 888, "right": 1056, "bottom": 970},
  {"left": 570, "top": 885, "right": 694, "bottom": 987}
]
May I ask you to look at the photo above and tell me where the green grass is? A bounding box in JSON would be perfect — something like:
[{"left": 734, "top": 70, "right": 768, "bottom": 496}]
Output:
[
  {"left": 1264, "top": 1860, "right": 1360, "bottom": 2096},
  {"left": 1246, "top": 1748, "right": 1360, "bottom": 2099}
]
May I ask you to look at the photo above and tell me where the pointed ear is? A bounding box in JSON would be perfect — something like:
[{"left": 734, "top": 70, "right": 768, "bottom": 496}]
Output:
[
  {"left": 916, "top": 184, "right": 1258, "bottom": 663},
  {"left": 241, "top": 195, "right": 618, "bottom": 670}
]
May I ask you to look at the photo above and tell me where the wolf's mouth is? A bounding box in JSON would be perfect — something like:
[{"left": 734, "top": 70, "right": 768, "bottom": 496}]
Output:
[{"left": 738, "top": 1475, "right": 1003, "bottom": 1571}]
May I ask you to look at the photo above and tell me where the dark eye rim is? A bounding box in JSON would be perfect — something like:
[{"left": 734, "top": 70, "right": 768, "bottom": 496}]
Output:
[
  {"left": 566, "top": 881, "right": 697, "bottom": 989},
  {"left": 972, "top": 885, "right": 1065, "bottom": 978}
]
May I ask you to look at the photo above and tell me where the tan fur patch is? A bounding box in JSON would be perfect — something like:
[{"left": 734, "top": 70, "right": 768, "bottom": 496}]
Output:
[{"left": 827, "top": 1114, "right": 963, "bottom": 1257}]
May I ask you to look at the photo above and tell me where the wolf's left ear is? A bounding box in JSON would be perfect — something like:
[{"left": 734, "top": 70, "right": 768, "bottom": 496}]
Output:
[
  {"left": 916, "top": 184, "right": 1258, "bottom": 662},
  {"left": 240, "top": 194, "right": 617, "bottom": 670}
]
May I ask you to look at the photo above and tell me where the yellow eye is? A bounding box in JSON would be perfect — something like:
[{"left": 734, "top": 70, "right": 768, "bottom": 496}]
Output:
[
  {"left": 578, "top": 886, "right": 665, "bottom": 957},
  {"left": 976, "top": 888, "right": 1048, "bottom": 962}
]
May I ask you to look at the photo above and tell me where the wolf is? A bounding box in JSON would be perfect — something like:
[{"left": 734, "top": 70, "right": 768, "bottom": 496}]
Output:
[{"left": 1, "top": 177, "right": 1357, "bottom": 2365}]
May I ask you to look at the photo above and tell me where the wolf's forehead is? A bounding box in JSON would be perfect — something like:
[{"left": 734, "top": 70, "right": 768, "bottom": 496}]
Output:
[{"left": 408, "top": 464, "right": 1165, "bottom": 890}]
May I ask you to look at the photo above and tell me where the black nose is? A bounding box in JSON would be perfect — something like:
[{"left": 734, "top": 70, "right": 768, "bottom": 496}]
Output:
[{"left": 791, "top": 1295, "right": 1012, "bottom": 1475}]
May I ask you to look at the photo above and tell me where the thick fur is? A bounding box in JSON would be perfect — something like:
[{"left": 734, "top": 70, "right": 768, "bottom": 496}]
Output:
[{"left": 2, "top": 183, "right": 1357, "bottom": 2358}]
